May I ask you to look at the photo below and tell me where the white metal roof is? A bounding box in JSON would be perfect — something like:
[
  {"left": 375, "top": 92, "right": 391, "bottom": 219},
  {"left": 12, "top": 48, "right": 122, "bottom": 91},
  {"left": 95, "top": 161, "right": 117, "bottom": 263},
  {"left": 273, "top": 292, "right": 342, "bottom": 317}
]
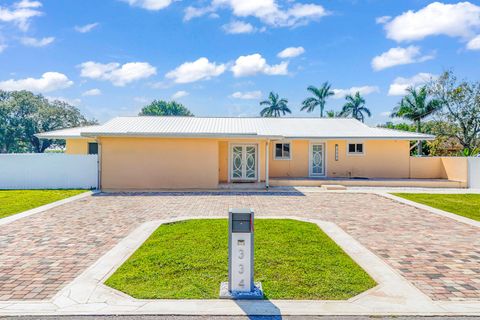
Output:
[
  {"left": 35, "top": 125, "right": 101, "bottom": 139},
  {"left": 37, "top": 117, "right": 435, "bottom": 140}
]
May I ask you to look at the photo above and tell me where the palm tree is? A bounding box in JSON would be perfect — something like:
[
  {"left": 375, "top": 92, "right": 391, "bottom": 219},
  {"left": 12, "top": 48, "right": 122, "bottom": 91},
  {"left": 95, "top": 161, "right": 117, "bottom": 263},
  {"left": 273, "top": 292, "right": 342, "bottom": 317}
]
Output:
[
  {"left": 301, "top": 82, "right": 334, "bottom": 117},
  {"left": 390, "top": 86, "right": 442, "bottom": 156},
  {"left": 340, "top": 92, "right": 371, "bottom": 123},
  {"left": 325, "top": 110, "right": 343, "bottom": 118},
  {"left": 259, "top": 92, "right": 291, "bottom": 117}
]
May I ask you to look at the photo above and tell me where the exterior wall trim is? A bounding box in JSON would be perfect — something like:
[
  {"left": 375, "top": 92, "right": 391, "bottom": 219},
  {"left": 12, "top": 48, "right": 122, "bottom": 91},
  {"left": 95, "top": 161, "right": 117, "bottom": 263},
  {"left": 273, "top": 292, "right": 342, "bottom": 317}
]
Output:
[
  {"left": 346, "top": 140, "right": 366, "bottom": 157},
  {"left": 272, "top": 140, "right": 293, "bottom": 161}
]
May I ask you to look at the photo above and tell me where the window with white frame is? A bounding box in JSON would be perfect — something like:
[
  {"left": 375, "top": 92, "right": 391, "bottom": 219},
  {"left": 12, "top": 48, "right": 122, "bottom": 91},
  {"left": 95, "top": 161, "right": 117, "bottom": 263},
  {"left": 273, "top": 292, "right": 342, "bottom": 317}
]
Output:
[
  {"left": 274, "top": 142, "right": 291, "bottom": 160},
  {"left": 347, "top": 143, "right": 364, "bottom": 155}
]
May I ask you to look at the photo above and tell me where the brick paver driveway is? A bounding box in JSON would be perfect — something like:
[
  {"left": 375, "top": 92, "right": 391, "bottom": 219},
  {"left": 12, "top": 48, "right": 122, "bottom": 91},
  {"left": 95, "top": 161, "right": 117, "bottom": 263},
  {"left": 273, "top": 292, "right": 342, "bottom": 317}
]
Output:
[{"left": 0, "top": 191, "right": 479, "bottom": 302}]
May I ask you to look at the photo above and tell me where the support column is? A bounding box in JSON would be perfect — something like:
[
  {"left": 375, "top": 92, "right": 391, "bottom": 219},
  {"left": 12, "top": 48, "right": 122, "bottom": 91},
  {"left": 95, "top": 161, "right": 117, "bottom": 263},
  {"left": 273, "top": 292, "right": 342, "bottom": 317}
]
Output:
[{"left": 265, "top": 140, "right": 270, "bottom": 189}]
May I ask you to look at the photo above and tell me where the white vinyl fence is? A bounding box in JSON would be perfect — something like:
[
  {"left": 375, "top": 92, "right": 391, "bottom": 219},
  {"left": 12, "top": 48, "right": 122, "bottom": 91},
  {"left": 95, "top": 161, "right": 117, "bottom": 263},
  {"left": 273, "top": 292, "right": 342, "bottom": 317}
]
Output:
[
  {"left": 0, "top": 154, "right": 98, "bottom": 189},
  {"left": 468, "top": 157, "right": 480, "bottom": 189}
]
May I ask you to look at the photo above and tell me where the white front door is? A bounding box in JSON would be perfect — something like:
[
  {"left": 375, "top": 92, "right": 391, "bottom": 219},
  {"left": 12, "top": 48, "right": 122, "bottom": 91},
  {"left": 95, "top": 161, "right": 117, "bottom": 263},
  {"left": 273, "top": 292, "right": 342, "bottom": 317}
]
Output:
[
  {"left": 231, "top": 144, "right": 257, "bottom": 181},
  {"left": 310, "top": 143, "right": 325, "bottom": 176}
]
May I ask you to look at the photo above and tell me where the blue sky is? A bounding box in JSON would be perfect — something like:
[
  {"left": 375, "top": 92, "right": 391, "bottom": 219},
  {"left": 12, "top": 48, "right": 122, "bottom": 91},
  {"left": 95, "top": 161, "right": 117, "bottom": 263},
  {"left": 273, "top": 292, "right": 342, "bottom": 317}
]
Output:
[{"left": 0, "top": 0, "right": 479, "bottom": 125}]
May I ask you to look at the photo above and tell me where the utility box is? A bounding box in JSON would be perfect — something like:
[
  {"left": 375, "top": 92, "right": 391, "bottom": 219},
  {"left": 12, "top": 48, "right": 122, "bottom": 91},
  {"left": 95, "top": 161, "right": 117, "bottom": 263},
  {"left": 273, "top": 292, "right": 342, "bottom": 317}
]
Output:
[{"left": 219, "top": 208, "right": 263, "bottom": 299}]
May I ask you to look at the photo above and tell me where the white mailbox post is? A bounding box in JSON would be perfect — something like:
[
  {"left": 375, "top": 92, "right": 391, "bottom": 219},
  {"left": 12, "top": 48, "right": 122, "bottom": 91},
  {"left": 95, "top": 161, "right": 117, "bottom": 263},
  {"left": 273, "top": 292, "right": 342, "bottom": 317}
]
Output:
[{"left": 219, "top": 208, "right": 263, "bottom": 299}]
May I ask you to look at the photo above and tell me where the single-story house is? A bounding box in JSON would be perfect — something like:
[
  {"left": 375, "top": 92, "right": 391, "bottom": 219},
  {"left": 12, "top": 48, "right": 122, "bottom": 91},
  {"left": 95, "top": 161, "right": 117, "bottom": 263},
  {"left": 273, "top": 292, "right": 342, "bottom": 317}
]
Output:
[{"left": 38, "top": 116, "right": 468, "bottom": 190}]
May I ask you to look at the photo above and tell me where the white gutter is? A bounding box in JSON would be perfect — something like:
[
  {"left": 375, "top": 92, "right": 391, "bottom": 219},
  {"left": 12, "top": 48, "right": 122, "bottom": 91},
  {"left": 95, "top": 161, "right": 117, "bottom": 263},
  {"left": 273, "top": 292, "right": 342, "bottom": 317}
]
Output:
[
  {"left": 80, "top": 133, "right": 284, "bottom": 139},
  {"left": 80, "top": 132, "right": 435, "bottom": 141},
  {"left": 97, "top": 138, "right": 102, "bottom": 191}
]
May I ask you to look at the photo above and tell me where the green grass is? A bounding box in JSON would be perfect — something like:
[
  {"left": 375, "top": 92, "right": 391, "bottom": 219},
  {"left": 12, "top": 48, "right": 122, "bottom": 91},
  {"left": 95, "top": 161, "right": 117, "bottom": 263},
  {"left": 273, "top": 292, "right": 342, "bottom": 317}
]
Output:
[
  {"left": 105, "top": 219, "right": 376, "bottom": 300},
  {"left": 0, "top": 190, "right": 87, "bottom": 219},
  {"left": 392, "top": 193, "right": 480, "bottom": 222}
]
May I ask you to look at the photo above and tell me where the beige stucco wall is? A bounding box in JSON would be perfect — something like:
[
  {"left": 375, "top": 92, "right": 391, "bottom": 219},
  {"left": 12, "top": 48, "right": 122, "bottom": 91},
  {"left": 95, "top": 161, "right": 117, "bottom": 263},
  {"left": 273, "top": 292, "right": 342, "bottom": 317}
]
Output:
[
  {"left": 269, "top": 140, "right": 309, "bottom": 177},
  {"left": 326, "top": 140, "right": 411, "bottom": 178},
  {"left": 65, "top": 138, "right": 96, "bottom": 154},
  {"left": 409, "top": 157, "right": 445, "bottom": 179},
  {"left": 218, "top": 141, "right": 229, "bottom": 182},
  {"left": 409, "top": 157, "right": 468, "bottom": 182},
  {"left": 97, "top": 136, "right": 468, "bottom": 190},
  {"left": 100, "top": 137, "right": 219, "bottom": 190},
  {"left": 268, "top": 139, "right": 411, "bottom": 179}
]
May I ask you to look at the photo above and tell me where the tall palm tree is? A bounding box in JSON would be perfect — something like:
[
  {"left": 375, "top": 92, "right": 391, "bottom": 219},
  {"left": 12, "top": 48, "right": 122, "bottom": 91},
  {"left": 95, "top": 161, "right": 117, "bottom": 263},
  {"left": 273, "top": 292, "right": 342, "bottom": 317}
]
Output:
[
  {"left": 301, "top": 82, "right": 335, "bottom": 117},
  {"left": 259, "top": 92, "right": 291, "bottom": 117},
  {"left": 340, "top": 92, "right": 371, "bottom": 123},
  {"left": 325, "top": 110, "right": 343, "bottom": 118},
  {"left": 390, "top": 86, "right": 442, "bottom": 156}
]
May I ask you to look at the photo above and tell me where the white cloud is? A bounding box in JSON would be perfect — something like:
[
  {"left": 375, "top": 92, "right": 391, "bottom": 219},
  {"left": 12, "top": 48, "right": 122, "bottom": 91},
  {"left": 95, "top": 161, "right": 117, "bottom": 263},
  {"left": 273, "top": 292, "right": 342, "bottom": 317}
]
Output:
[
  {"left": 75, "top": 22, "right": 99, "bottom": 33},
  {"left": 0, "top": 0, "right": 43, "bottom": 31},
  {"left": 277, "top": 46, "right": 304, "bottom": 59},
  {"left": 187, "top": 0, "right": 328, "bottom": 28},
  {"left": 20, "top": 36, "right": 54, "bottom": 47},
  {"left": 166, "top": 57, "right": 226, "bottom": 83},
  {"left": 384, "top": 2, "right": 480, "bottom": 42},
  {"left": 79, "top": 61, "right": 157, "bottom": 86},
  {"left": 122, "top": 0, "right": 172, "bottom": 11},
  {"left": 15, "top": 0, "right": 42, "bottom": 9},
  {"left": 380, "top": 111, "right": 392, "bottom": 117},
  {"left": 0, "top": 72, "right": 73, "bottom": 93},
  {"left": 371, "top": 46, "right": 434, "bottom": 71},
  {"left": 171, "top": 90, "right": 189, "bottom": 99},
  {"left": 376, "top": 15, "right": 391, "bottom": 24},
  {"left": 388, "top": 73, "right": 438, "bottom": 96},
  {"left": 222, "top": 21, "right": 256, "bottom": 34},
  {"left": 46, "top": 96, "right": 81, "bottom": 106},
  {"left": 0, "top": 43, "right": 7, "bottom": 53},
  {"left": 332, "top": 86, "right": 380, "bottom": 99},
  {"left": 184, "top": 6, "right": 216, "bottom": 21},
  {"left": 230, "top": 90, "right": 262, "bottom": 99},
  {"left": 467, "top": 35, "right": 480, "bottom": 50},
  {"left": 82, "top": 88, "right": 102, "bottom": 96},
  {"left": 134, "top": 96, "right": 149, "bottom": 103},
  {"left": 231, "top": 53, "right": 288, "bottom": 77}
]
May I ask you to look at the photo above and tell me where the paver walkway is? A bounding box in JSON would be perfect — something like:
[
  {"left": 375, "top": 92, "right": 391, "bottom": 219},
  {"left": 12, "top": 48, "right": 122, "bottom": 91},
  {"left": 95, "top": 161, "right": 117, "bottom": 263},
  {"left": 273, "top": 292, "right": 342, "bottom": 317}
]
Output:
[{"left": 0, "top": 191, "right": 479, "bottom": 302}]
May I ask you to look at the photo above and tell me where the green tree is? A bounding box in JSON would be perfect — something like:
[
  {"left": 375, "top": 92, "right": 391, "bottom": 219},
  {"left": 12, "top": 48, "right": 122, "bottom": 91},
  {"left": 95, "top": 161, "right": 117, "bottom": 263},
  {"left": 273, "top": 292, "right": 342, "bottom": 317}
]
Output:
[
  {"left": 390, "top": 86, "right": 442, "bottom": 156},
  {"left": 428, "top": 71, "right": 480, "bottom": 151},
  {"left": 339, "top": 92, "right": 371, "bottom": 122},
  {"left": 139, "top": 100, "right": 193, "bottom": 116},
  {"left": 301, "top": 82, "right": 334, "bottom": 117},
  {"left": 0, "top": 90, "right": 96, "bottom": 153},
  {"left": 259, "top": 92, "right": 291, "bottom": 117}
]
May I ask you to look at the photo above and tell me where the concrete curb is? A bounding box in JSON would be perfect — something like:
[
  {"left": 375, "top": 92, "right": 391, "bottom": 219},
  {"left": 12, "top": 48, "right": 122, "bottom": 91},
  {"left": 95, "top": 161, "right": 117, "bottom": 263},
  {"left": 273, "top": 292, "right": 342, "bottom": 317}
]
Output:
[{"left": 0, "top": 190, "right": 96, "bottom": 227}]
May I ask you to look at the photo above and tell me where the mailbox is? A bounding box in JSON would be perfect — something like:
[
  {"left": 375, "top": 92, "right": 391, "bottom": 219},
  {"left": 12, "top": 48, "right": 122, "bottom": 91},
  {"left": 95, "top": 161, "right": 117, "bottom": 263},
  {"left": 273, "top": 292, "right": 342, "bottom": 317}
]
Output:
[
  {"left": 228, "top": 208, "right": 254, "bottom": 292},
  {"left": 220, "top": 208, "right": 263, "bottom": 299}
]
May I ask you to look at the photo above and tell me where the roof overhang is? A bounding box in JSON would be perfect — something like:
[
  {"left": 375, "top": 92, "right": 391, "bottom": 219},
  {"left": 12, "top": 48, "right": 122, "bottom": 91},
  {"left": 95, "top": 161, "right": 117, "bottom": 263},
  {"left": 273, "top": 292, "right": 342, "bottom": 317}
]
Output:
[
  {"left": 80, "top": 133, "right": 435, "bottom": 141},
  {"left": 80, "top": 132, "right": 284, "bottom": 139}
]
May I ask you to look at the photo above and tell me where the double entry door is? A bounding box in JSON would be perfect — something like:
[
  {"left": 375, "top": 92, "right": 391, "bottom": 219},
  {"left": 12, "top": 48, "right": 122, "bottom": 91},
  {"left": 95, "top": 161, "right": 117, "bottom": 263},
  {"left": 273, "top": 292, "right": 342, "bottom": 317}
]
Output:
[{"left": 231, "top": 144, "right": 257, "bottom": 181}]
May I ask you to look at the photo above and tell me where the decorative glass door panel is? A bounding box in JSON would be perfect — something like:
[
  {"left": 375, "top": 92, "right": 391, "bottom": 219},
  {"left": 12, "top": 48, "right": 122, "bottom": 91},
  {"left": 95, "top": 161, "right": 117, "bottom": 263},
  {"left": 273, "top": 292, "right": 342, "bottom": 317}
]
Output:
[
  {"left": 310, "top": 144, "right": 325, "bottom": 176},
  {"left": 231, "top": 145, "right": 257, "bottom": 181}
]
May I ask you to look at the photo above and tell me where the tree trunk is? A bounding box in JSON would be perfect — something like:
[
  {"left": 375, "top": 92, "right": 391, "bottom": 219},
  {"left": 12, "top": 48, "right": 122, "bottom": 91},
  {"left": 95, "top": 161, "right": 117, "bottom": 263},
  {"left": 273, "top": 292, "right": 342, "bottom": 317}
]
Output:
[{"left": 416, "top": 119, "right": 423, "bottom": 156}]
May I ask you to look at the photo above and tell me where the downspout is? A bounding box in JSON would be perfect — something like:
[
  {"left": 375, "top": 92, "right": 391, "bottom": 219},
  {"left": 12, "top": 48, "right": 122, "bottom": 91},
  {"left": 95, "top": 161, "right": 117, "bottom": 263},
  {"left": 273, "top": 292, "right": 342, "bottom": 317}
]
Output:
[
  {"left": 96, "top": 138, "right": 102, "bottom": 191},
  {"left": 265, "top": 140, "right": 270, "bottom": 189}
]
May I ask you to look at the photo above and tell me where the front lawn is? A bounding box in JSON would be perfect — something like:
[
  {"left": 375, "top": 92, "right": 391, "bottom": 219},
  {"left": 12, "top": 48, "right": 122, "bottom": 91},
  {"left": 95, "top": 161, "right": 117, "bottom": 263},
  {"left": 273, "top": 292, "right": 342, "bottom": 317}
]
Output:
[
  {"left": 105, "top": 219, "right": 376, "bottom": 300},
  {"left": 0, "top": 190, "right": 87, "bottom": 219},
  {"left": 392, "top": 193, "right": 480, "bottom": 222}
]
